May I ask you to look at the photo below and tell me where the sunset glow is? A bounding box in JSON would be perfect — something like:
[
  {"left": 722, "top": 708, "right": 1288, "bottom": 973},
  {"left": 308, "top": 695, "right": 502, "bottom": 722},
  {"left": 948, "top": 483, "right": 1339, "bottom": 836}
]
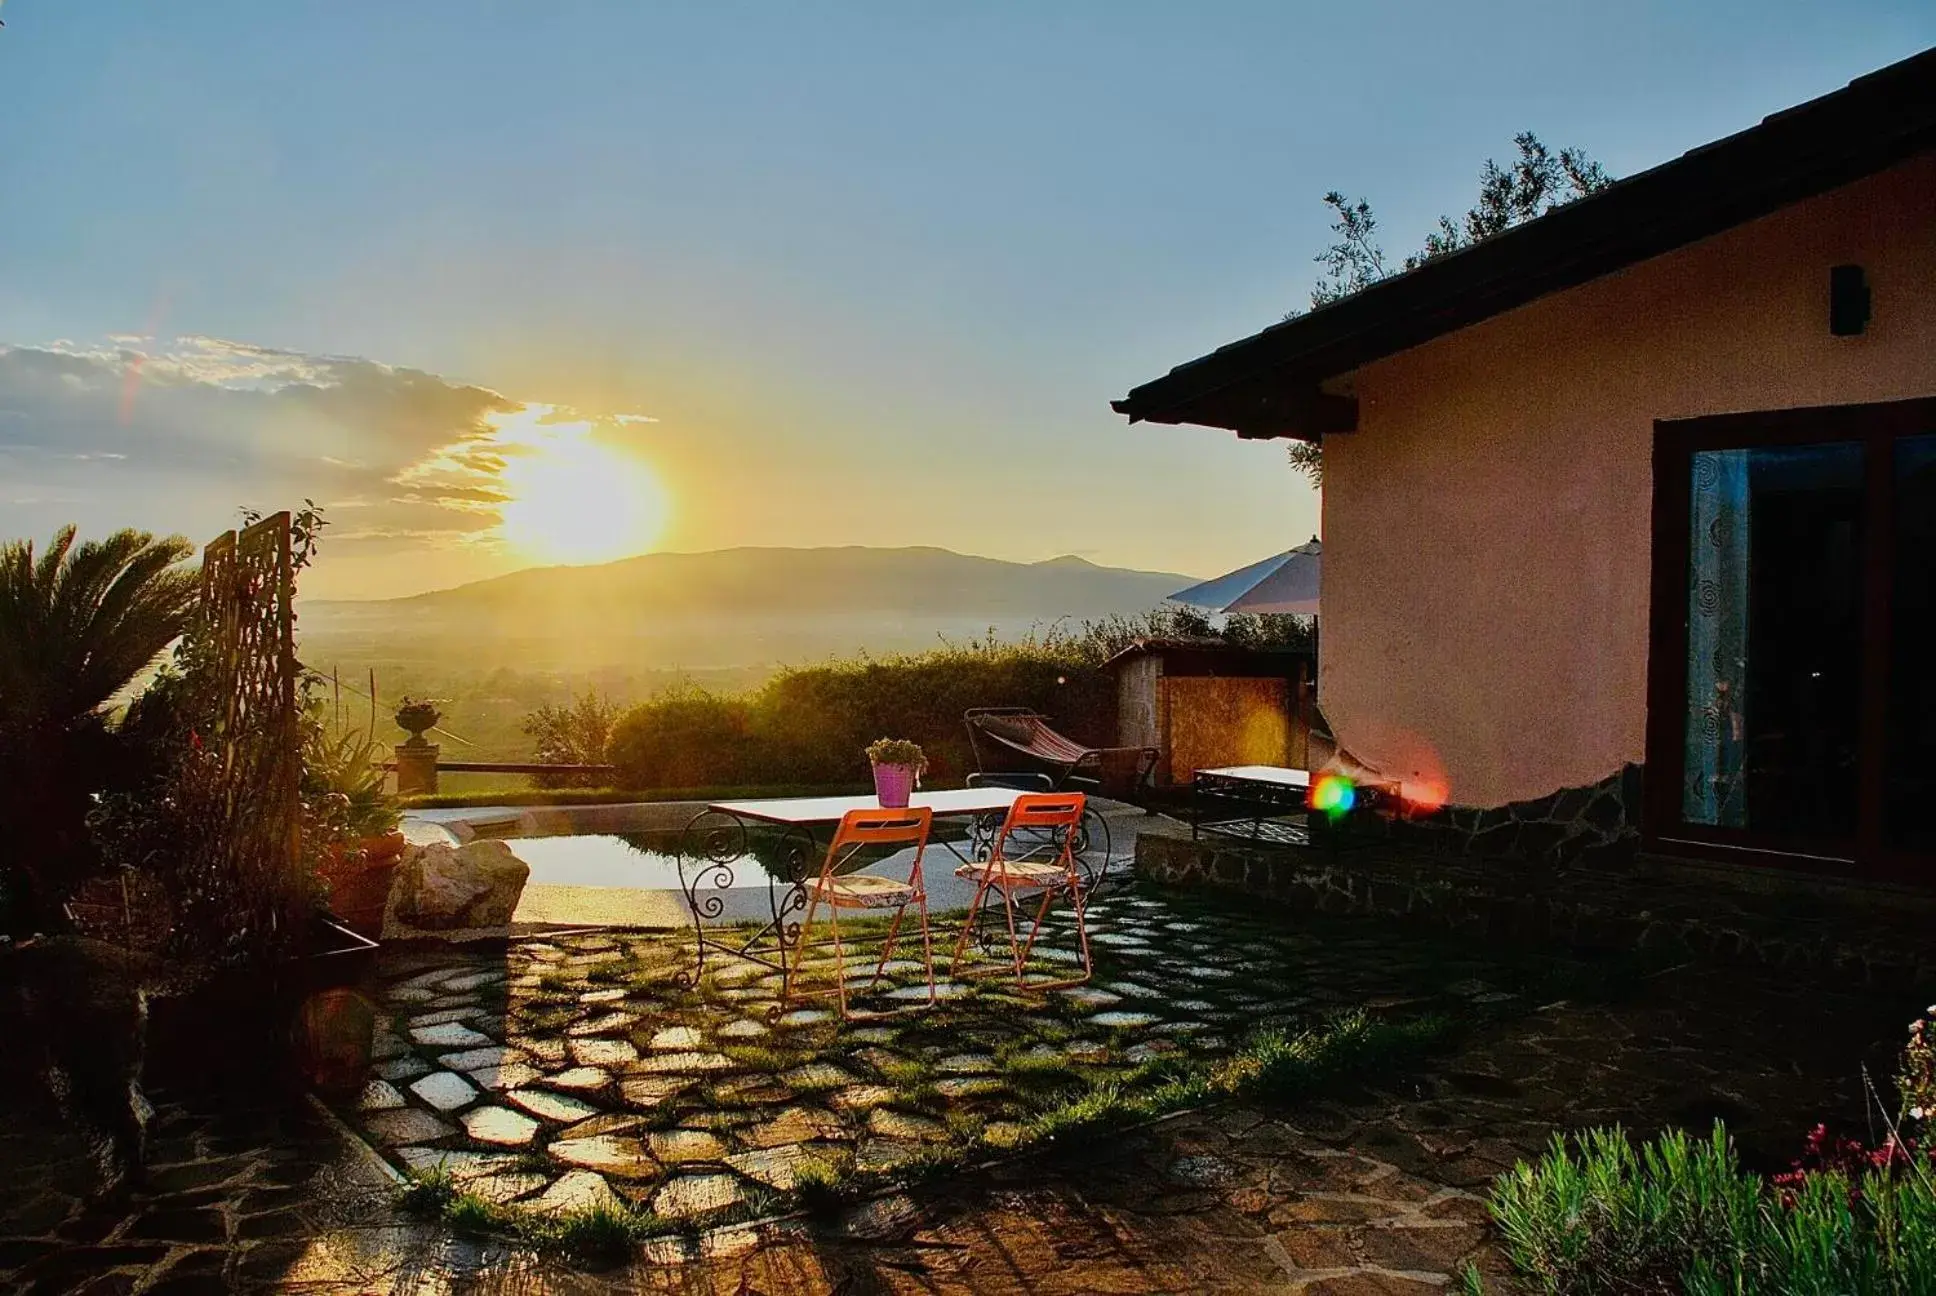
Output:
[{"left": 493, "top": 408, "right": 670, "bottom": 565}]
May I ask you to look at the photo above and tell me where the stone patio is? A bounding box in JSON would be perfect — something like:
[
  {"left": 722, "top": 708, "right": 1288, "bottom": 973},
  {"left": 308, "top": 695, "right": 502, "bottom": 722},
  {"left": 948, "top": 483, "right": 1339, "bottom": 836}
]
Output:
[
  {"left": 333, "top": 882, "right": 1570, "bottom": 1232},
  {"left": 2, "top": 916, "right": 1916, "bottom": 1292}
]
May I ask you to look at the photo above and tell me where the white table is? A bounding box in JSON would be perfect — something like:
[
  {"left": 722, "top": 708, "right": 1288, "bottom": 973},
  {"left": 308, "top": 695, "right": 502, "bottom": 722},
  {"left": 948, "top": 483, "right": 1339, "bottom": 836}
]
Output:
[
  {"left": 674, "top": 787, "right": 1038, "bottom": 984},
  {"left": 1188, "top": 764, "right": 1396, "bottom": 848},
  {"left": 710, "top": 785, "right": 1027, "bottom": 826}
]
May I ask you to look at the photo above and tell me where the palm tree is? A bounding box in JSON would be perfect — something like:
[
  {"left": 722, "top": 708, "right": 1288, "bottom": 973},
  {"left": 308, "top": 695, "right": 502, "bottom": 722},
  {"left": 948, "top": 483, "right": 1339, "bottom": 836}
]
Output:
[{"left": 0, "top": 526, "right": 198, "bottom": 930}]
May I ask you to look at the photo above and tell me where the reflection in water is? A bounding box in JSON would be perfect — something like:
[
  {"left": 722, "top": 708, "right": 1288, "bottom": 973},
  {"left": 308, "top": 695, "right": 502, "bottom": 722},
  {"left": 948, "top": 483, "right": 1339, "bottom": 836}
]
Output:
[
  {"left": 498, "top": 824, "right": 1123, "bottom": 928},
  {"left": 504, "top": 834, "right": 740, "bottom": 890}
]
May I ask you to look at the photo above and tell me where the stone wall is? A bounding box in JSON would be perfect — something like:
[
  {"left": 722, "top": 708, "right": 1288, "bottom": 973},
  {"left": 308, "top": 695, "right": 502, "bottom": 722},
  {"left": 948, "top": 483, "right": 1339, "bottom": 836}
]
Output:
[
  {"left": 1135, "top": 826, "right": 1936, "bottom": 990},
  {"left": 1386, "top": 763, "right": 1644, "bottom": 871}
]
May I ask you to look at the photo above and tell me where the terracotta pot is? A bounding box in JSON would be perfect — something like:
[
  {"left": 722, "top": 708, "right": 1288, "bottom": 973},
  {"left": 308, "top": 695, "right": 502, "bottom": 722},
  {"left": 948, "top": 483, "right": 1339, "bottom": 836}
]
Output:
[
  {"left": 145, "top": 915, "right": 378, "bottom": 1094},
  {"left": 292, "top": 986, "right": 377, "bottom": 1096},
  {"left": 317, "top": 831, "right": 406, "bottom": 940}
]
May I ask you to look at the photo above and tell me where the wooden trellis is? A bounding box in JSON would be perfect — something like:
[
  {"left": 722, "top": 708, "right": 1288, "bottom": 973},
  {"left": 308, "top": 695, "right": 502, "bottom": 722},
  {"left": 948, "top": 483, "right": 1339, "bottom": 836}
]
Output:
[{"left": 198, "top": 511, "right": 306, "bottom": 949}]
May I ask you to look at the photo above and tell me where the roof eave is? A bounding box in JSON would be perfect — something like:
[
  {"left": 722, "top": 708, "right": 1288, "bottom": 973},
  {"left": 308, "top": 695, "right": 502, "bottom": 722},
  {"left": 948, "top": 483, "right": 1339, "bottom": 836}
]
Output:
[{"left": 1112, "top": 46, "right": 1936, "bottom": 435}]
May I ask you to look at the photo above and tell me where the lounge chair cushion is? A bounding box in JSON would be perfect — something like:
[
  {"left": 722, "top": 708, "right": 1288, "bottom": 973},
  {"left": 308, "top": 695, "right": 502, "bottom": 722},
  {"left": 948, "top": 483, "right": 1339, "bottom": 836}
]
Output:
[{"left": 807, "top": 874, "right": 919, "bottom": 909}]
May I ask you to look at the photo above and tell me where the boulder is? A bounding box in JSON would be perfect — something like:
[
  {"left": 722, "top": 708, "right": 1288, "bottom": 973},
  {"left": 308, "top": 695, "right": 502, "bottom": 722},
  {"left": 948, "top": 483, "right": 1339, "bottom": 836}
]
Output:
[{"left": 391, "top": 840, "right": 530, "bottom": 930}]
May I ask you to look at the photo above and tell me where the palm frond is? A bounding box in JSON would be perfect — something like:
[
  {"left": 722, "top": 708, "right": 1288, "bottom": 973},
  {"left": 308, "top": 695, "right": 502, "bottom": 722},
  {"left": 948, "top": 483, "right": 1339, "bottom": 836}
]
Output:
[{"left": 0, "top": 525, "right": 197, "bottom": 734}]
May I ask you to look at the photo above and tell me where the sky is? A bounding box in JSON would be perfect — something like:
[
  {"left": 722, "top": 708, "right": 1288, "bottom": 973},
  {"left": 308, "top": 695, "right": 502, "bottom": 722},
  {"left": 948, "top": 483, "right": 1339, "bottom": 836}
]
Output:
[{"left": 1, "top": 2, "right": 1929, "bottom": 599}]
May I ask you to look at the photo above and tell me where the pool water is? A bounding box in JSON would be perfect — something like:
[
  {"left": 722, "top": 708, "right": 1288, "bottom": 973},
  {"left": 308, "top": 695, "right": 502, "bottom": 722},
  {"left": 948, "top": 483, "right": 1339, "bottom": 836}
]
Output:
[
  {"left": 504, "top": 834, "right": 759, "bottom": 890},
  {"left": 493, "top": 830, "right": 1122, "bottom": 927}
]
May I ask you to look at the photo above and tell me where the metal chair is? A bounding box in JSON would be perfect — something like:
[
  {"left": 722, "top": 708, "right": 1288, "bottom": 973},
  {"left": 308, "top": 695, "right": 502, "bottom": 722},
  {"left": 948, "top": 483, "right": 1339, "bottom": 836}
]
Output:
[
  {"left": 784, "top": 806, "right": 936, "bottom": 1020},
  {"left": 949, "top": 792, "right": 1093, "bottom": 992}
]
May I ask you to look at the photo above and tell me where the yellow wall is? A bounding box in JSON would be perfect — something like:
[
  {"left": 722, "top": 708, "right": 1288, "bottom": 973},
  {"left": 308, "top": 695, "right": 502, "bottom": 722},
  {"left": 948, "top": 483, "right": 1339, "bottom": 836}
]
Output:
[
  {"left": 1159, "top": 675, "right": 1291, "bottom": 781},
  {"left": 1321, "top": 155, "right": 1936, "bottom": 808}
]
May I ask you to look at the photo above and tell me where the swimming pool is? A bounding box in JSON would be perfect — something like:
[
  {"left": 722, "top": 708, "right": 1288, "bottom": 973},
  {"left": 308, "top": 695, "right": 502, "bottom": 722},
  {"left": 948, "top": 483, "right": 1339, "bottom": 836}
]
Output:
[
  {"left": 404, "top": 802, "right": 1138, "bottom": 929},
  {"left": 503, "top": 831, "right": 1016, "bottom": 924}
]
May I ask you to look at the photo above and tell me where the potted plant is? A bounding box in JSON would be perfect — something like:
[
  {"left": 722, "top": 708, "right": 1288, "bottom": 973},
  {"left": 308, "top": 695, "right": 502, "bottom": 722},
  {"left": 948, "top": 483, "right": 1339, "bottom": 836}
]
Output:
[
  {"left": 304, "top": 720, "right": 405, "bottom": 940},
  {"left": 865, "top": 737, "right": 927, "bottom": 808}
]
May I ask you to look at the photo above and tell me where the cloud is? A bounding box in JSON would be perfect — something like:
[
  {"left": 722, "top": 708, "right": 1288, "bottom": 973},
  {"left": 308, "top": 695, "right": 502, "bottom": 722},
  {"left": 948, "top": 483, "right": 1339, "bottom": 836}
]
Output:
[{"left": 0, "top": 335, "right": 660, "bottom": 572}]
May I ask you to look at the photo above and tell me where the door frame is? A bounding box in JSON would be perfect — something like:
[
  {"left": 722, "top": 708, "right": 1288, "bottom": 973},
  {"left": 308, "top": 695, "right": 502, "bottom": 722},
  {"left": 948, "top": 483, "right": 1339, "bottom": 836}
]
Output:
[{"left": 1644, "top": 395, "right": 1936, "bottom": 881}]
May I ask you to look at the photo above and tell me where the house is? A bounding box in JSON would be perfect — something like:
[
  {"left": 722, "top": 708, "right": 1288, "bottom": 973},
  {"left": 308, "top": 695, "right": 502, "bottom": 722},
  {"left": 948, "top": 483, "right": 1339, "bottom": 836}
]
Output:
[{"left": 1115, "top": 48, "right": 1936, "bottom": 886}]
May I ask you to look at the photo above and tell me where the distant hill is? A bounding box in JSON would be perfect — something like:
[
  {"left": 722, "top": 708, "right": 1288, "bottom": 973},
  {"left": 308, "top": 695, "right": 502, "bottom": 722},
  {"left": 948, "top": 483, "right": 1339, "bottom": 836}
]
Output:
[{"left": 300, "top": 546, "right": 1197, "bottom": 673}]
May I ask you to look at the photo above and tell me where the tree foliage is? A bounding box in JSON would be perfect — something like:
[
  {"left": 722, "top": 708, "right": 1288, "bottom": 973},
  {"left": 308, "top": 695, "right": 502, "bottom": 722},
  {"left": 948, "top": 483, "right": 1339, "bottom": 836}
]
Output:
[
  {"left": 0, "top": 527, "right": 198, "bottom": 930},
  {"left": 523, "top": 687, "right": 625, "bottom": 788},
  {"left": 1290, "top": 133, "right": 1613, "bottom": 485},
  {"left": 600, "top": 608, "right": 1314, "bottom": 793}
]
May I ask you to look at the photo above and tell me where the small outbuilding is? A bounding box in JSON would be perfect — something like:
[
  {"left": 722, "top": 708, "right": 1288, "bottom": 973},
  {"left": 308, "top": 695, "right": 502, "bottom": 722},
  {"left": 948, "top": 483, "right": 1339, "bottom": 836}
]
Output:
[{"left": 1105, "top": 638, "right": 1315, "bottom": 785}]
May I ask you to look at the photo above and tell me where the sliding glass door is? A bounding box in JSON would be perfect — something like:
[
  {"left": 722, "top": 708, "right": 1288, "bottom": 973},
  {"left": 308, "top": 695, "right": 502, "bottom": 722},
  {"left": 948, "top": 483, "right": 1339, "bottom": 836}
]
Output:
[
  {"left": 1648, "top": 398, "right": 1936, "bottom": 879},
  {"left": 1886, "top": 435, "right": 1936, "bottom": 855}
]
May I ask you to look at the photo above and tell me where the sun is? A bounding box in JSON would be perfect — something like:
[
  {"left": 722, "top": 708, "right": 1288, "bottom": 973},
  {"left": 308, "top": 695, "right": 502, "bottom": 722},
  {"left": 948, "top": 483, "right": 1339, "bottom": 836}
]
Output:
[{"left": 495, "top": 415, "right": 670, "bottom": 565}]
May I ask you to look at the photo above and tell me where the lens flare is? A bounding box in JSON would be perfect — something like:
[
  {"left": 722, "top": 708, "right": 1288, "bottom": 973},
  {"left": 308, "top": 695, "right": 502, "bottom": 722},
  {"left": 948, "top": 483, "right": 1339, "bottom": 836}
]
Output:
[{"left": 1309, "top": 773, "right": 1357, "bottom": 819}]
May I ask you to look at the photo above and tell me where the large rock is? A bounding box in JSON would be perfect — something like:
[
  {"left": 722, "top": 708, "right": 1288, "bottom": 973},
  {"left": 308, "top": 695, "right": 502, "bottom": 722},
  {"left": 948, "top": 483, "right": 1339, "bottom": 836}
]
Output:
[{"left": 391, "top": 840, "right": 530, "bottom": 930}]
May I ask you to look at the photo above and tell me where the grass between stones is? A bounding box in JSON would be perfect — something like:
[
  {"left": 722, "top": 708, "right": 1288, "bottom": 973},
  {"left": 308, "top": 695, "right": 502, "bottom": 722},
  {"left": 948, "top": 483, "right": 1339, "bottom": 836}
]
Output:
[
  {"left": 397, "top": 1166, "right": 777, "bottom": 1263},
  {"left": 395, "top": 1010, "right": 1455, "bottom": 1250},
  {"left": 781, "top": 1009, "right": 1456, "bottom": 1214}
]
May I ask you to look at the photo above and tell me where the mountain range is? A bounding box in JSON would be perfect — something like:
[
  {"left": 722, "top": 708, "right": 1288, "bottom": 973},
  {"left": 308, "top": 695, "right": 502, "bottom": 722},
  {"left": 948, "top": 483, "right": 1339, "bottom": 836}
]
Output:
[{"left": 300, "top": 546, "right": 1197, "bottom": 671}]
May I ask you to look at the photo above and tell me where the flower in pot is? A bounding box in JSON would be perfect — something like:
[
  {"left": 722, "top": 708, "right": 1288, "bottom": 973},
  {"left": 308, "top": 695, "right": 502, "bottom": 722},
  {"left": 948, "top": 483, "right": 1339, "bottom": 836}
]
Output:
[{"left": 864, "top": 737, "right": 927, "bottom": 808}]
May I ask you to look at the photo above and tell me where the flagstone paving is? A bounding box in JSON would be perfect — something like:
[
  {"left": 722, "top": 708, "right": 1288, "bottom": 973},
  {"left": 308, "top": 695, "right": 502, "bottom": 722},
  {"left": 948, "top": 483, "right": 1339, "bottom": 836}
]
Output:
[
  {"left": 0, "top": 879, "right": 1924, "bottom": 1292},
  {"left": 324, "top": 883, "right": 1596, "bottom": 1230}
]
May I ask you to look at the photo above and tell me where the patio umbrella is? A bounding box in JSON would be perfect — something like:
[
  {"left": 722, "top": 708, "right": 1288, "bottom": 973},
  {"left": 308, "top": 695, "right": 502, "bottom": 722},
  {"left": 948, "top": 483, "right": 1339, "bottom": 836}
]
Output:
[{"left": 1168, "top": 538, "right": 1320, "bottom": 616}]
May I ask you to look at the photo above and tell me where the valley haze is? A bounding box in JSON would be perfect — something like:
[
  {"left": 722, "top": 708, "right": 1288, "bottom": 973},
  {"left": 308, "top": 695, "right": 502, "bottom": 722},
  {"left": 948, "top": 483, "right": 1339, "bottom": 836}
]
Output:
[{"left": 301, "top": 544, "right": 1197, "bottom": 672}]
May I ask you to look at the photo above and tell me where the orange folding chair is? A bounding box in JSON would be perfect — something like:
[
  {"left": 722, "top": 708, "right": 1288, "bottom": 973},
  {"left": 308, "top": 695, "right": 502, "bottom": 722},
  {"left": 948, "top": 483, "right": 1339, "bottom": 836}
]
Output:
[
  {"left": 784, "top": 806, "right": 937, "bottom": 1020},
  {"left": 949, "top": 792, "right": 1092, "bottom": 992}
]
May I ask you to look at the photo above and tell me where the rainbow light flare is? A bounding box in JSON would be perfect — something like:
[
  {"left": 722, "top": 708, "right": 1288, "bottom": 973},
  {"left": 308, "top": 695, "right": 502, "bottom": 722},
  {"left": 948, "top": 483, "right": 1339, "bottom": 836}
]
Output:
[{"left": 1309, "top": 772, "right": 1357, "bottom": 819}]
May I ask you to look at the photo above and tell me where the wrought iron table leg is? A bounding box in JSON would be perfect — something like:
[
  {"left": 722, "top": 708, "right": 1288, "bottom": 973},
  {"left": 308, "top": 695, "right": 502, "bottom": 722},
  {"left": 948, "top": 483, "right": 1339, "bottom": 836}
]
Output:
[{"left": 675, "top": 808, "right": 748, "bottom": 989}]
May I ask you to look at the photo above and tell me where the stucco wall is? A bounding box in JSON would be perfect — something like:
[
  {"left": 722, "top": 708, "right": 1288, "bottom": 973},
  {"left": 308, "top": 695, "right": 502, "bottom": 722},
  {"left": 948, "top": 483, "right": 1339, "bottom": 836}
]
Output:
[{"left": 1321, "top": 155, "right": 1936, "bottom": 809}]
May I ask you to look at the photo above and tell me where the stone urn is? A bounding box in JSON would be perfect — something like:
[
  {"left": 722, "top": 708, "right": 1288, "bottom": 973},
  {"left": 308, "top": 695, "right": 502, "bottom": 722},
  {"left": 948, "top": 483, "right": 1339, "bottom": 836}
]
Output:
[
  {"left": 395, "top": 699, "right": 441, "bottom": 743},
  {"left": 394, "top": 700, "right": 441, "bottom": 795}
]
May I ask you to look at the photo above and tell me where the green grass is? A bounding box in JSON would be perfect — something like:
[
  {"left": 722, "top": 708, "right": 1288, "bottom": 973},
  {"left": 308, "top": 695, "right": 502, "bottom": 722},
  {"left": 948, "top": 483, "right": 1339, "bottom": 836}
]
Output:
[
  {"left": 396, "top": 1169, "right": 673, "bottom": 1263},
  {"left": 722, "top": 1044, "right": 790, "bottom": 1073},
  {"left": 584, "top": 957, "right": 630, "bottom": 984},
  {"left": 517, "top": 1004, "right": 581, "bottom": 1036},
  {"left": 793, "top": 1155, "right": 850, "bottom": 1218},
  {"left": 875, "top": 1057, "right": 933, "bottom": 1087},
  {"left": 761, "top": 1010, "right": 1459, "bottom": 1220},
  {"left": 1018, "top": 1011, "right": 1455, "bottom": 1149},
  {"left": 945, "top": 1110, "right": 989, "bottom": 1144}
]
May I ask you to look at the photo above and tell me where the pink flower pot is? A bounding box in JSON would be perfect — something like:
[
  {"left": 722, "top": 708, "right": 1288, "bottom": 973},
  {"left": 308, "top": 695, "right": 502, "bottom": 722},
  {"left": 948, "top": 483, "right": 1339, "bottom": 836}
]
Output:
[{"left": 872, "top": 762, "right": 917, "bottom": 808}]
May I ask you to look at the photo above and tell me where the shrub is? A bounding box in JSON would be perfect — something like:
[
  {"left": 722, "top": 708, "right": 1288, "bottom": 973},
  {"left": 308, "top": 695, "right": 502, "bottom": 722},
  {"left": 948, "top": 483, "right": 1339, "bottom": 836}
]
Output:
[
  {"left": 752, "top": 642, "right": 1111, "bottom": 784},
  {"left": 607, "top": 685, "right": 758, "bottom": 788},
  {"left": 301, "top": 708, "right": 401, "bottom": 842},
  {"left": 1902, "top": 1004, "right": 1936, "bottom": 1129},
  {"left": 607, "top": 637, "right": 1115, "bottom": 791},
  {"left": 595, "top": 607, "right": 1325, "bottom": 793},
  {"left": 523, "top": 688, "right": 623, "bottom": 788},
  {"left": 1486, "top": 1123, "right": 1936, "bottom": 1295}
]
